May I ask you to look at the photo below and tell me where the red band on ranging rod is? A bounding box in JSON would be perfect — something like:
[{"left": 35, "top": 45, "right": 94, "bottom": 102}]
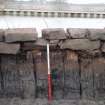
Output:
[{"left": 48, "top": 74, "right": 52, "bottom": 100}]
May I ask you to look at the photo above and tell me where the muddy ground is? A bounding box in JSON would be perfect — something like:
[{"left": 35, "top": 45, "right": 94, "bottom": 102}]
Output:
[{"left": 0, "top": 98, "right": 105, "bottom": 105}]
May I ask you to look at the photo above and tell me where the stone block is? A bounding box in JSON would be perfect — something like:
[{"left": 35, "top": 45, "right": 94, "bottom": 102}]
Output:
[
  {"left": 5, "top": 28, "right": 37, "bottom": 42},
  {"left": 67, "top": 28, "right": 89, "bottom": 38},
  {"left": 0, "top": 29, "right": 4, "bottom": 42},
  {"left": 60, "top": 39, "right": 100, "bottom": 51},
  {"left": 101, "top": 42, "right": 105, "bottom": 53},
  {"left": 0, "top": 42, "right": 20, "bottom": 54},
  {"left": 88, "top": 29, "right": 105, "bottom": 40},
  {"left": 42, "top": 28, "right": 66, "bottom": 40},
  {"left": 21, "top": 38, "right": 47, "bottom": 51},
  {"left": 22, "top": 38, "right": 57, "bottom": 51}
]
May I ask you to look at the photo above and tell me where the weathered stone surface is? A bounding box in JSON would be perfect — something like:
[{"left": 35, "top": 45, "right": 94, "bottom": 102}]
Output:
[
  {"left": 78, "top": 50, "right": 101, "bottom": 57},
  {"left": 0, "top": 29, "right": 4, "bottom": 42},
  {"left": 67, "top": 28, "right": 89, "bottom": 38},
  {"left": 101, "top": 43, "right": 105, "bottom": 52},
  {"left": 22, "top": 38, "right": 58, "bottom": 51},
  {"left": 65, "top": 32, "right": 71, "bottom": 39},
  {"left": 88, "top": 50, "right": 101, "bottom": 56},
  {"left": 22, "top": 38, "right": 48, "bottom": 51},
  {"left": 5, "top": 28, "right": 37, "bottom": 42},
  {"left": 88, "top": 29, "right": 105, "bottom": 40},
  {"left": 49, "top": 40, "right": 59, "bottom": 46},
  {"left": 35, "top": 38, "right": 48, "bottom": 46},
  {"left": 42, "top": 28, "right": 66, "bottom": 40},
  {"left": 64, "top": 51, "right": 80, "bottom": 99},
  {"left": 35, "top": 38, "right": 58, "bottom": 48},
  {"left": 0, "top": 42, "right": 20, "bottom": 54},
  {"left": 60, "top": 39, "right": 100, "bottom": 51},
  {"left": 80, "top": 57, "right": 94, "bottom": 99}
]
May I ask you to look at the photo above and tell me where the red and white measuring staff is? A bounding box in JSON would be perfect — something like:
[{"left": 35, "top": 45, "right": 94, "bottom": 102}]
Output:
[{"left": 47, "top": 43, "right": 52, "bottom": 101}]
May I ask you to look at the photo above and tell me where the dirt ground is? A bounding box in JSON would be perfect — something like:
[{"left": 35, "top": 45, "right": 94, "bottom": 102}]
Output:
[{"left": 0, "top": 98, "right": 105, "bottom": 105}]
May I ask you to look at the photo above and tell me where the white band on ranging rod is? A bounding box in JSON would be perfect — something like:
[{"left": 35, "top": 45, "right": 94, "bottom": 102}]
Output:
[
  {"left": 47, "top": 43, "right": 50, "bottom": 75},
  {"left": 47, "top": 43, "right": 52, "bottom": 100}
]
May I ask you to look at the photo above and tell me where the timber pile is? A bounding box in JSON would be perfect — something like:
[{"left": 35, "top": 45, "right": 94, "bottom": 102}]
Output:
[
  {"left": 42, "top": 28, "right": 105, "bottom": 100},
  {"left": 0, "top": 28, "right": 38, "bottom": 98},
  {"left": 0, "top": 28, "right": 105, "bottom": 100}
]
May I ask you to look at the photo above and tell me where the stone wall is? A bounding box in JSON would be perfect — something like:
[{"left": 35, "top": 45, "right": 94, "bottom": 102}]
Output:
[{"left": 0, "top": 28, "right": 105, "bottom": 100}]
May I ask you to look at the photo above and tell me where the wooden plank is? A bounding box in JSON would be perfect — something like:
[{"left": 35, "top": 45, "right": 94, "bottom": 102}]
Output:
[
  {"left": 93, "top": 57, "right": 105, "bottom": 100},
  {"left": 80, "top": 57, "right": 95, "bottom": 99},
  {"left": 64, "top": 50, "right": 80, "bottom": 99}
]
